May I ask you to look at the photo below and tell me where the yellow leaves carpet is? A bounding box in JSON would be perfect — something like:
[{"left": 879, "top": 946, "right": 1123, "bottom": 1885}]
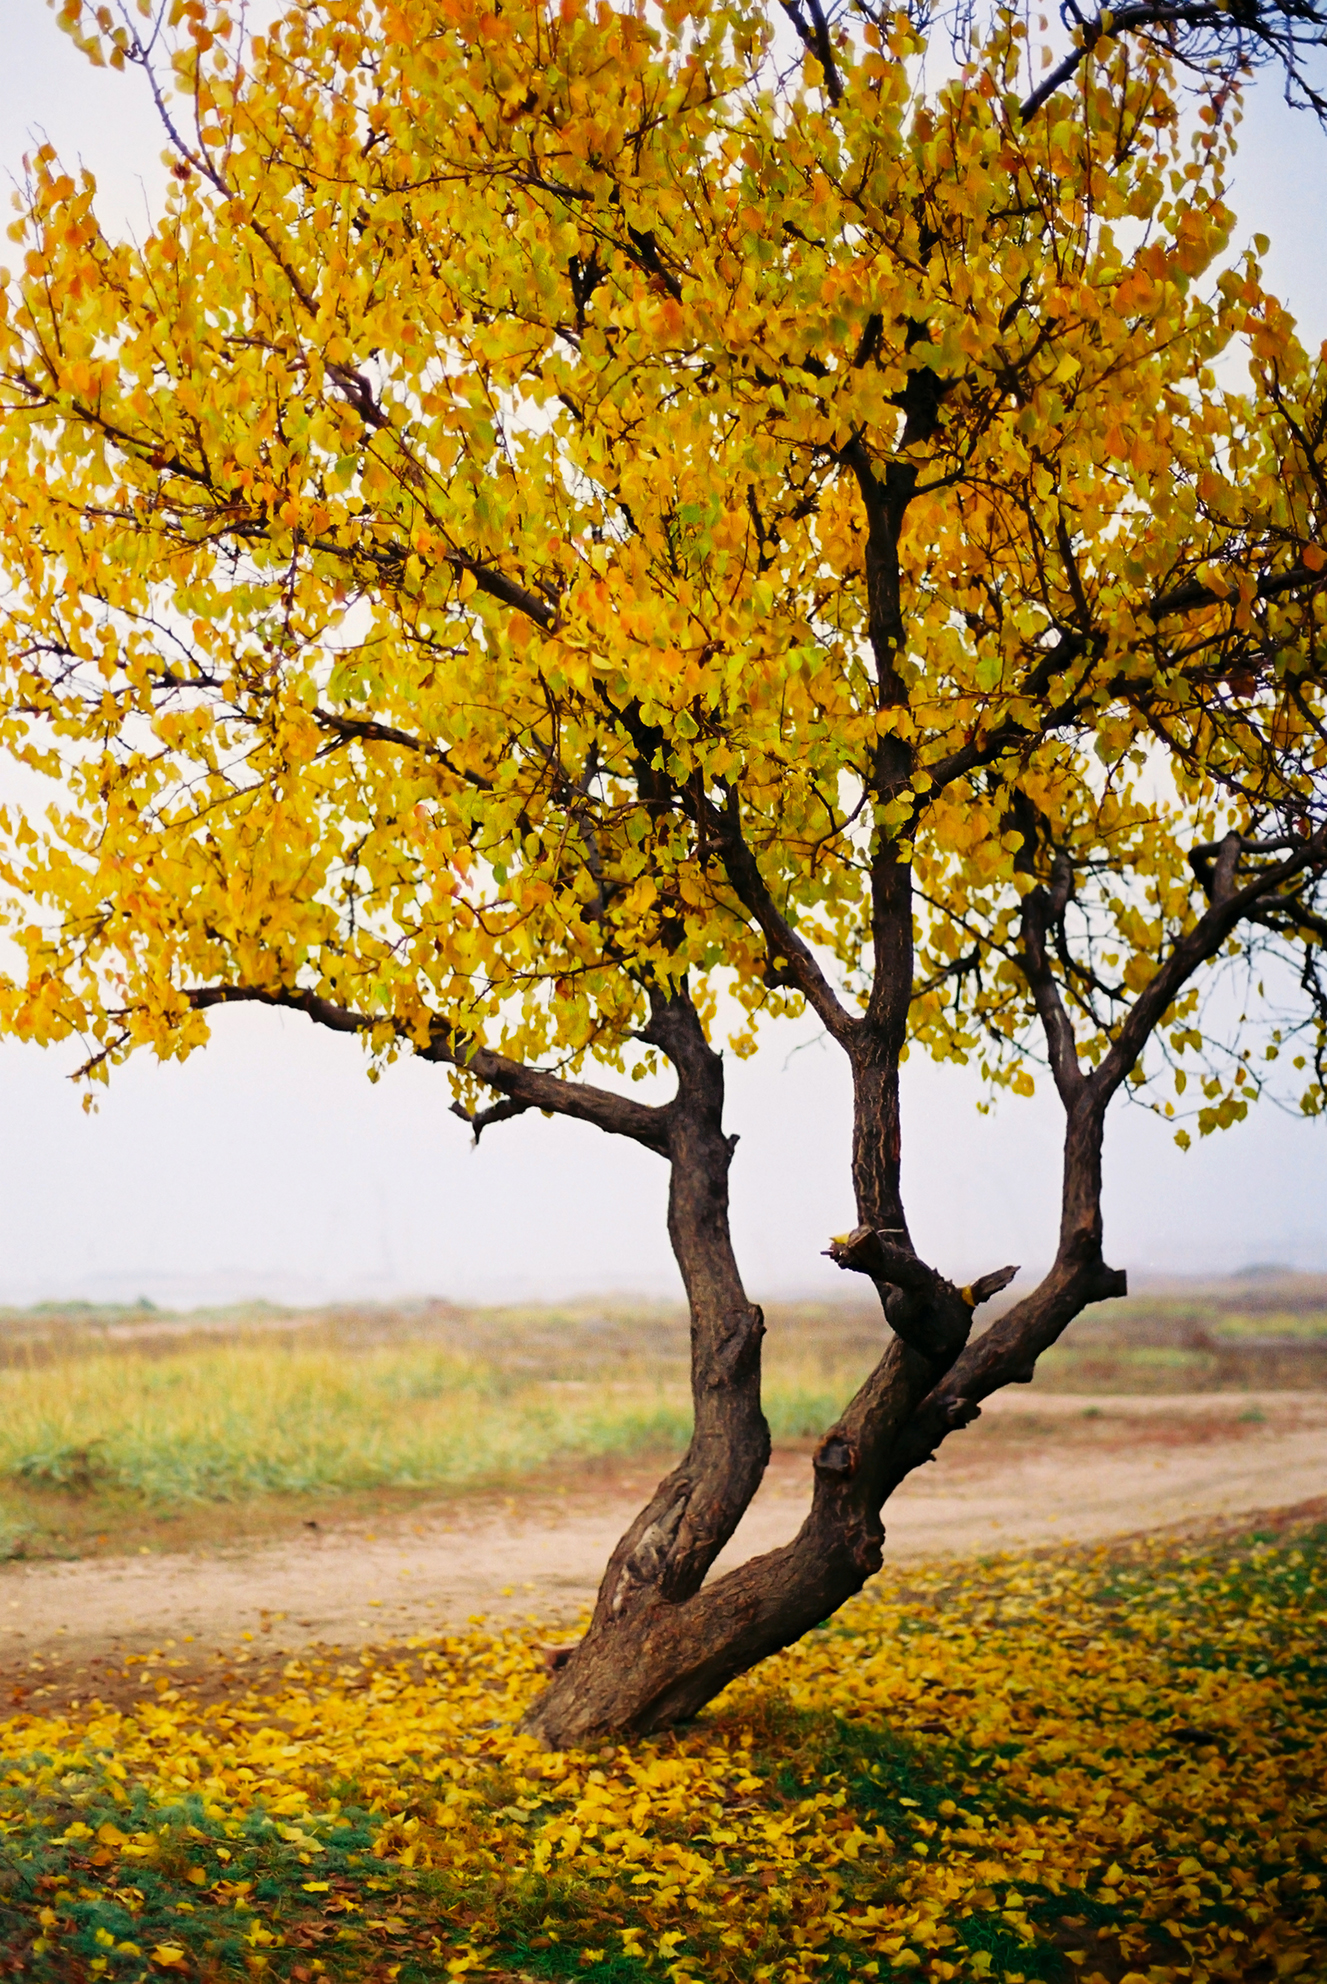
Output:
[{"left": 2, "top": 1519, "right": 1323, "bottom": 1984}]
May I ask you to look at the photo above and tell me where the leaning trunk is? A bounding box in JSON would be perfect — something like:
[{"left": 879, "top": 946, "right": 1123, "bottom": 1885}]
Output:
[
  {"left": 519, "top": 991, "right": 770, "bottom": 1745},
  {"left": 520, "top": 1024, "right": 1125, "bottom": 1749}
]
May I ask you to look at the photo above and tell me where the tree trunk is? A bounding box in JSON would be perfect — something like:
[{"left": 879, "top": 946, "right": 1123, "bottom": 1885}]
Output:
[
  {"left": 519, "top": 1019, "right": 1125, "bottom": 1749},
  {"left": 519, "top": 987, "right": 771, "bottom": 1745}
]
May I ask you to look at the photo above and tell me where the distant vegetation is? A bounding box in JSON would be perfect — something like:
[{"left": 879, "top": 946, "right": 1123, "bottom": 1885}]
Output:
[
  {"left": 0, "top": 1276, "right": 1323, "bottom": 1560},
  {"left": 1035, "top": 1268, "right": 1327, "bottom": 1391},
  {"left": 0, "top": 1299, "right": 876, "bottom": 1560}
]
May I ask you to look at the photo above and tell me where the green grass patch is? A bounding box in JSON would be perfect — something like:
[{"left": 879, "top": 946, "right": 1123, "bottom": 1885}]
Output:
[{"left": 0, "top": 1332, "right": 865, "bottom": 1526}]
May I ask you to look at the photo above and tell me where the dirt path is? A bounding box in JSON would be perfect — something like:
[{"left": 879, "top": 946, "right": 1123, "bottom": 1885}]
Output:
[{"left": 4, "top": 1391, "right": 1324, "bottom": 1711}]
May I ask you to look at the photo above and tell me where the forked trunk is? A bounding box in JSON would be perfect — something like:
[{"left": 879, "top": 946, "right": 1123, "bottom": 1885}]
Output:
[
  {"left": 520, "top": 1323, "right": 945, "bottom": 1745},
  {"left": 517, "top": 991, "right": 770, "bottom": 1745},
  {"left": 519, "top": 1019, "right": 1125, "bottom": 1750}
]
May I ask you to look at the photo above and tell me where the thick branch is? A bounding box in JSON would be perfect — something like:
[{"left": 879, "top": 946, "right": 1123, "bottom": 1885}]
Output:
[
  {"left": 886, "top": 820, "right": 1327, "bottom": 1482},
  {"left": 833, "top": 442, "right": 922, "bottom": 1109},
  {"left": 824, "top": 1224, "right": 1018, "bottom": 1363},
  {"left": 840, "top": 437, "right": 917, "bottom": 696},
  {"left": 1021, "top": 862, "right": 1084, "bottom": 1107},
  {"left": 449, "top": 555, "right": 555, "bottom": 629},
  {"left": 1247, "top": 897, "right": 1327, "bottom": 941},
  {"left": 449, "top": 1095, "right": 532, "bottom": 1142},
  {"left": 188, "top": 983, "right": 370, "bottom": 1035},
  {"left": 778, "top": 0, "right": 844, "bottom": 103},
  {"left": 1148, "top": 560, "right": 1325, "bottom": 621},
  {"left": 519, "top": 984, "right": 771, "bottom": 1727},
  {"left": 313, "top": 709, "right": 495, "bottom": 789},
  {"left": 1188, "top": 832, "right": 1300, "bottom": 899},
  {"left": 186, "top": 984, "right": 671, "bottom": 1153}
]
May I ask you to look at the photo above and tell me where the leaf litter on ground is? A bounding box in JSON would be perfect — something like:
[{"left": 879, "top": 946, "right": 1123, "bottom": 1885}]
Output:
[{"left": 1, "top": 1517, "right": 1323, "bottom": 1983}]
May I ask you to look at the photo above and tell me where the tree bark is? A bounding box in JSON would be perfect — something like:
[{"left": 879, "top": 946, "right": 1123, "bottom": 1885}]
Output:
[
  {"left": 188, "top": 840, "right": 1323, "bottom": 1750},
  {"left": 520, "top": 950, "right": 1029, "bottom": 1748},
  {"left": 520, "top": 987, "right": 771, "bottom": 1746}
]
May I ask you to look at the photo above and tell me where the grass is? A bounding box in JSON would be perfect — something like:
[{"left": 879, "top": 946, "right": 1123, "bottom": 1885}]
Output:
[
  {"left": 2, "top": 1280, "right": 1326, "bottom": 1558},
  {"left": 1036, "top": 1270, "right": 1327, "bottom": 1392},
  {"left": 0, "top": 1313, "right": 877, "bottom": 1557},
  {"left": 0, "top": 1341, "right": 695, "bottom": 1501},
  {"left": 1, "top": 1516, "right": 1323, "bottom": 1981}
]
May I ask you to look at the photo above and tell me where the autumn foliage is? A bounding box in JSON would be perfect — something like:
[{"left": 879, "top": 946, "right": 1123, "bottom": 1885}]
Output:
[
  {"left": 1, "top": 0, "right": 1325, "bottom": 1738},
  {"left": 0, "top": 0, "right": 1321, "bottom": 1103}
]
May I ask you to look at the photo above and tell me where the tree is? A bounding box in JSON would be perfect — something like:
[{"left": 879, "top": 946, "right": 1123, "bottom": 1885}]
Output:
[{"left": 1, "top": 0, "right": 1325, "bottom": 1746}]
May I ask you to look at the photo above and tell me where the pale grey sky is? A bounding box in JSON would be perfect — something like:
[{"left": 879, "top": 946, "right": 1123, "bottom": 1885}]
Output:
[{"left": 0, "top": 5, "right": 1323, "bottom": 1307}]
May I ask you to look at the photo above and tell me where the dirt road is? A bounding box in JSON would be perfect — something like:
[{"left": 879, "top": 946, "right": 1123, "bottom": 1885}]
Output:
[{"left": 4, "top": 1391, "right": 1324, "bottom": 1709}]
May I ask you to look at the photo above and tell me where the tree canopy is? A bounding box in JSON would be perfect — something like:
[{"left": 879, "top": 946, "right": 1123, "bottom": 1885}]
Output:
[{"left": 1, "top": 0, "right": 1323, "bottom": 1130}]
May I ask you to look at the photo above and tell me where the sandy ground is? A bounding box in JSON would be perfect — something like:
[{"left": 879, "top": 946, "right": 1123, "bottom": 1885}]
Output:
[{"left": 3, "top": 1391, "right": 1325, "bottom": 1708}]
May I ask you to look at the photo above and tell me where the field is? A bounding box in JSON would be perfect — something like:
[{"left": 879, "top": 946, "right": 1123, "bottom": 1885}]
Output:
[
  {"left": 0, "top": 1299, "right": 876, "bottom": 1563},
  {"left": 2, "top": 1275, "right": 1325, "bottom": 1564},
  {"left": 1033, "top": 1274, "right": 1327, "bottom": 1393}
]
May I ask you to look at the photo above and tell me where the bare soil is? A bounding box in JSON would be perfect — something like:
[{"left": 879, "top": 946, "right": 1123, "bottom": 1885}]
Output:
[{"left": 3, "top": 1390, "right": 1325, "bottom": 1716}]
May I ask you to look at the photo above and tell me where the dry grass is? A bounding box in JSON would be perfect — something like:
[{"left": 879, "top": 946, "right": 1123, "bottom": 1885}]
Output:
[
  {"left": 0, "top": 1301, "right": 878, "bottom": 1556},
  {"left": 1035, "top": 1269, "right": 1327, "bottom": 1391},
  {"left": 2, "top": 1277, "right": 1323, "bottom": 1559}
]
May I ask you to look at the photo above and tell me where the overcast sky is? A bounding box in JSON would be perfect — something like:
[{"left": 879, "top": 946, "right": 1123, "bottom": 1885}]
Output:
[{"left": 0, "top": 8, "right": 1324, "bottom": 1309}]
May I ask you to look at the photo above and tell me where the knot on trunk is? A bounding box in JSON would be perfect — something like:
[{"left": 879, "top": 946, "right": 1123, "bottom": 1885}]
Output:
[
  {"left": 853, "top": 1524, "right": 884, "bottom": 1578},
  {"left": 706, "top": 1304, "right": 765, "bottom": 1388},
  {"left": 1061, "top": 1231, "right": 1128, "bottom": 1304},
  {"left": 813, "top": 1431, "right": 857, "bottom": 1481},
  {"left": 612, "top": 1489, "right": 690, "bottom": 1613},
  {"left": 824, "top": 1226, "right": 1018, "bottom": 1365},
  {"left": 942, "top": 1395, "right": 981, "bottom": 1429}
]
